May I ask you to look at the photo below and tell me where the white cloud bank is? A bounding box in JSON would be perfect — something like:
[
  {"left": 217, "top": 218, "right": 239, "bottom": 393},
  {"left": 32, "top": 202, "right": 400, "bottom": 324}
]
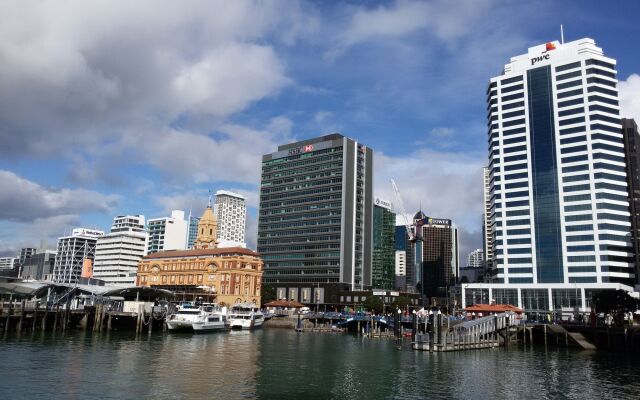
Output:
[{"left": 620, "top": 74, "right": 640, "bottom": 121}]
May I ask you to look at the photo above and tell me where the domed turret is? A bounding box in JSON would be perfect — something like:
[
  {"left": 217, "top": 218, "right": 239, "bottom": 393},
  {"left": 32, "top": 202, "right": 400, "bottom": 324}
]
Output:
[
  {"left": 413, "top": 210, "right": 427, "bottom": 222},
  {"left": 193, "top": 195, "right": 219, "bottom": 249}
]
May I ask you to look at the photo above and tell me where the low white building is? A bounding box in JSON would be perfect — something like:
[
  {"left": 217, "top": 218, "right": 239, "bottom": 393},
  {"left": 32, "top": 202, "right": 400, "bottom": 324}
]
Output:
[
  {"left": 0, "top": 257, "right": 17, "bottom": 273},
  {"left": 466, "top": 249, "right": 485, "bottom": 269},
  {"left": 395, "top": 250, "right": 406, "bottom": 290},
  {"left": 215, "top": 190, "right": 246, "bottom": 248},
  {"left": 93, "top": 215, "right": 148, "bottom": 286},
  {"left": 147, "top": 210, "right": 188, "bottom": 253}
]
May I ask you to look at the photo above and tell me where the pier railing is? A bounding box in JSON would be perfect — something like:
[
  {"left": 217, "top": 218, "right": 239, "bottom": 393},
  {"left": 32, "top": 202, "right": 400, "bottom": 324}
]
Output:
[{"left": 414, "top": 313, "right": 518, "bottom": 352}]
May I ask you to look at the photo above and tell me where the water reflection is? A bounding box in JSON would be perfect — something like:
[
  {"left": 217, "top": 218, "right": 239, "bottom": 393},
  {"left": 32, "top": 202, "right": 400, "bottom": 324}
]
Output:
[{"left": 0, "top": 330, "right": 639, "bottom": 400}]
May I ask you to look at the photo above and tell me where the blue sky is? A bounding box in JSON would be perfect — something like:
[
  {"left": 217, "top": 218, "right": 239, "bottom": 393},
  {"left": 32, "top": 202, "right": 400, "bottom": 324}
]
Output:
[{"left": 1, "top": 0, "right": 639, "bottom": 258}]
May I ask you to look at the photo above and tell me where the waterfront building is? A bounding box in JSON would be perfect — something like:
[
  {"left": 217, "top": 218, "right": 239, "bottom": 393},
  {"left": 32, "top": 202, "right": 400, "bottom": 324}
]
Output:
[
  {"left": 395, "top": 250, "right": 407, "bottom": 291},
  {"left": 20, "top": 251, "right": 56, "bottom": 280},
  {"left": 622, "top": 118, "right": 640, "bottom": 286},
  {"left": 420, "top": 217, "right": 459, "bottom": 304},
  {"left": 395, "top": 225, "right": 408, "bottom": 291},
  {"left": 93, "top": 215, "right": 148, "bottom": 286},
  {"left": 372, "top": 197, "right": 396, "bottom": 290},
  {"left": 464, "top": 38, "right": 635, "bottom": 314},
  {"left": 52, "top": 228, "right": 104, "bottom": 284},
  {"left": 19, "top": 247, "right": 36, "bottom": 265},
  {"left": 482, "top": 167, "right": 493, "bottom": 270},
  {"left": 137, "top": 202, "right": 263, "bottom": 306},
  {"left": 257, "top": 133, "right": 374, "bottom": 304},
  {"left": 187, "top": 215, "right": 200, "bottom": 250},
  {"left": 147, "top": 210, "right": 188, "bottom": 254},
  {"left": 215, "top": 190, "right": 247, "bottom": 248},
  {"left": 403, "top": 211, "right": 427, "bottom": 293},
  {"left": 0, "top": 257, "right": 16, "bottom": 274},
  {"left": 466, "top": 249, "right": 485, "bottom": 269},
  {"left": 459, "top": 267, "right": 484, "bottom": 284}
]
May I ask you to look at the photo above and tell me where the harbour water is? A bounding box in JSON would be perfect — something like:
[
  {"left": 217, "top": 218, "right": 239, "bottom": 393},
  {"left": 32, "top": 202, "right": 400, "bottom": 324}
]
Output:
[{"left": 1, "top": 329, "right": 639, "bottom": 400}]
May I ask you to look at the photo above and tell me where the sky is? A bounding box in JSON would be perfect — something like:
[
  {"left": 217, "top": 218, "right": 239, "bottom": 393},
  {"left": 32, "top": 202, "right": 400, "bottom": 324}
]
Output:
[{"left": 1, "top": 0, "right": 640, "bottom": 260}]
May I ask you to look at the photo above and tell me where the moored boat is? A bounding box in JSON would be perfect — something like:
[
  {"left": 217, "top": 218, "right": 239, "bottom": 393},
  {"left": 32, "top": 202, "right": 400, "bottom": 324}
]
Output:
[
  {"left": 166, "top": 303, "right": 223, "bottom": 332},
  {"left": 228, "top": 303, "right": 264, "bottom": 330},
  {"left": 192, "top": 305, "right": 228, "bottom": 333}
]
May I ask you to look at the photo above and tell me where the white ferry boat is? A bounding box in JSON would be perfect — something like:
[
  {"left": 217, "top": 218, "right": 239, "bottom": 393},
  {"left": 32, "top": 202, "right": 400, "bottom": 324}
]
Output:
[
  {"left": 166, "top": 303, "right": 222, "bottom": 332},
  {"left": 228, "top": 303, "right": 264, "bottom": 329},
  {"left": 192, "top": 305, "right": 228, "bottom": 333}
]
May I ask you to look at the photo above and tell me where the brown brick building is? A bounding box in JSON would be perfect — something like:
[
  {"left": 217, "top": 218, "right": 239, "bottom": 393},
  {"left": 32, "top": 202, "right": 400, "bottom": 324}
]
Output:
[{"left": 136, "top": 201, "right": 263, "bottom": 306}]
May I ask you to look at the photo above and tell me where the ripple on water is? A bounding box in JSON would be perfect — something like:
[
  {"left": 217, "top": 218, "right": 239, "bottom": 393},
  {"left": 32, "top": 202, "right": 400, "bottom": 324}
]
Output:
[{"left": 0, "top": 330, "right": 639, "bottom": 400}]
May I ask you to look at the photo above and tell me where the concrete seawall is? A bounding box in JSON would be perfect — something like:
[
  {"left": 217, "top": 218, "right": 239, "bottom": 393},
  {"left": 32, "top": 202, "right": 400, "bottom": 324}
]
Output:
[{"left": 263, "top": 317, "right": 316, "bottom": 329}]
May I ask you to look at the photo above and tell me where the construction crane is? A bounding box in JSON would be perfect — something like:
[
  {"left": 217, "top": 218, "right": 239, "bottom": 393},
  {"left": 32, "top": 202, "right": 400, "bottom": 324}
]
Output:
[{"left": 390, "top": 179, "right": 421, "bottom": 243}]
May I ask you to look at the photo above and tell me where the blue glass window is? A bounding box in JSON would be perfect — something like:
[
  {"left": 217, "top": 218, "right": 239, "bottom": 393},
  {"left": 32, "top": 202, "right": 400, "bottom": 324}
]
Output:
[{"left": 528, "top": 65, "right": 563, "bottom": 283}]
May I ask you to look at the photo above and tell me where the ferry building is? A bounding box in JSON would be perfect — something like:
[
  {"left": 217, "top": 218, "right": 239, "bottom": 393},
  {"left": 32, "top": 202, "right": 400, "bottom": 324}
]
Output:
[{"left": 136, "top": 200, "right": 264, "bottom": 306}]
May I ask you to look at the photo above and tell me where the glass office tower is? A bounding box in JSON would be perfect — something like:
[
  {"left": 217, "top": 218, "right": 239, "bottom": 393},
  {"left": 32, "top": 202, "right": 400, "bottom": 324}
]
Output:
[
  {"left": 464, "top": 38, "right": 635, "bottom": 314},
  {"left": 258, "top": 134, "right": 374, "bottom": 302}
]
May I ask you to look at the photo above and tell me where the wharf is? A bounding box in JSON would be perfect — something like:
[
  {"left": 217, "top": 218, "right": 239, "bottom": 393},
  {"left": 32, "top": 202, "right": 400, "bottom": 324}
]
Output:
[{"left": 1, "top": 301, "right": 168, "bottom": 336}]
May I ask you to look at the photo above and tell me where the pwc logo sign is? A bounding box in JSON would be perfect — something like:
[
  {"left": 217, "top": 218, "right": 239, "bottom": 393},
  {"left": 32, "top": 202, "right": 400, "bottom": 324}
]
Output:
[{"left": 530, "top": 42, "right": 557, "bottom": 66}]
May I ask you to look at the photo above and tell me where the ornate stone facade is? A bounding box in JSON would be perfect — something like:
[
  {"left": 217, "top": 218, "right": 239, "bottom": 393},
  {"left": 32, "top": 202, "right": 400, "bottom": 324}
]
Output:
[{"left": 136, "top": 204, "right": 263, "bottom": 306}]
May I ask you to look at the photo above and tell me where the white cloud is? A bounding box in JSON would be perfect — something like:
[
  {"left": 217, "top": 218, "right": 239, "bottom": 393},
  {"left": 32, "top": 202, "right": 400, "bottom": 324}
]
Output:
[
  {"left": 153, "top": 191, "right": 210, "bottom": 218},
  {"left": 329, "top": 0, "right": 495, "bottom": 58},
  {"left": 620, "top": 74, "right": 640, "bottom": 121},
  {"left": 374, "top": 147, "right": 485, "bottom": 257},
  {"left": 0, "top": 0, "right": 299, "bottom": 158},
  {"left": 339, "top": 0, "right": 431, "bottom": 47},
  {"left": 130, "top": 117, "right": 293, "bottom": 186},
  {"left": 0, "top": 170, "right": 119, "bottom": 223},
  {"left": 172, "top": 44, "right": 290, "bottom": 118}
]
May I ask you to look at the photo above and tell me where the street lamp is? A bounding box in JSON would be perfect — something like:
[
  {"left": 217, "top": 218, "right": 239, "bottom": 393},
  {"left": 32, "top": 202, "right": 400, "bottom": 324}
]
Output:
[
  {"left": 412, "top": 309, "right": 417, "bottom": 338},
  {"left": 397, "top": 308, "right": 402, "bottom": 339}
]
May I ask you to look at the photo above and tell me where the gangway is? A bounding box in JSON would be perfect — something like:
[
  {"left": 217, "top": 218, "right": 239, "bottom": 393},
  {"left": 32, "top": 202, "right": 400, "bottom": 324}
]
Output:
[{"left": 413, "top": 312, "right": 518, "bottom": 352}]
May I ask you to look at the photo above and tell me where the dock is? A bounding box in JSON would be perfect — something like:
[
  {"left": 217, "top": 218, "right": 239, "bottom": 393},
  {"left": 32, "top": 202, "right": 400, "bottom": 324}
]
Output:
[
  {"left": 0, "top": 300, "right": 168, "bottom": 335},
  {"left": 413, "top": 312, "right": 517, "bottom": 352}
]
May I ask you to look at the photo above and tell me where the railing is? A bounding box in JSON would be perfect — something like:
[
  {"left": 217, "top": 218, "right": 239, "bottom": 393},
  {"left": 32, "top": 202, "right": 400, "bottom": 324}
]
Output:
[{"left": 414, "top": 312, "right": 519, "bottom": 352}]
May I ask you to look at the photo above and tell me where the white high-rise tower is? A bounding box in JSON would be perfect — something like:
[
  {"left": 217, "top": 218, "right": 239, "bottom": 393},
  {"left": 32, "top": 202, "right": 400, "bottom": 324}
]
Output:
[
  {"left": 464, "top": 38, "right": 635, "bottom": 313},
  {"left": 215, "top": 190, "right": 247, "bottom": 248},
  {"left": 93, "top": 215, "right": 148, "bottom": 286}
]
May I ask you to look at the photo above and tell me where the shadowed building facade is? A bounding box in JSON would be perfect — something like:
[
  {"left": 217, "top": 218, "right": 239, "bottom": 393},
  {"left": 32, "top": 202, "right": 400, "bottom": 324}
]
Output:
[
  {"left": 420, "top": 217, "right": 459, "bottom": 305},
  {"left": 372, "top": 198, "right": 396, "bottom": 290},
  {"left": 622, "top": 118, "right": 640, "bottom": 286}
]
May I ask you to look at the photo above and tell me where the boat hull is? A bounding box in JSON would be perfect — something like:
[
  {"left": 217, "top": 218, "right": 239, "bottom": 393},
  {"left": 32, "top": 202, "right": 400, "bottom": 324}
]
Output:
[
  {"left": 192, "top": 322, "right": 227, "bottom": 333},
  {"left": 166, "top": 320, "right": 195, "bottom": 332},
  {"left": 229, "top": 318, "right": 264, "bottom": 330}
]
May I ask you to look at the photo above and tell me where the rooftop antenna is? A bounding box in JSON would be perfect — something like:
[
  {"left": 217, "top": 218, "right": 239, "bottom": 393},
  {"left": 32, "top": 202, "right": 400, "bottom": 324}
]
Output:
[
  {"left": 560, "top": 24, "right": 565, "bottom": 44},
  {"left": 208, "top": 189, "right": 213, "bottom": 208}
]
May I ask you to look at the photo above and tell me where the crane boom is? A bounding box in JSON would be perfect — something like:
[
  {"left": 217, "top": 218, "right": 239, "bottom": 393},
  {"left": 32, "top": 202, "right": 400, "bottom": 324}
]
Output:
[{"left": 390, "top": 179, "right": 414, "bottom": 241}]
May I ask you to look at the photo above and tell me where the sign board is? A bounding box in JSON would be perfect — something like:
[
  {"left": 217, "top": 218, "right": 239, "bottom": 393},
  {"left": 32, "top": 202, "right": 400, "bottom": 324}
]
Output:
[
  {"left": 374, "top": 197, "right": 393, "bottom": 211},
  {"left": 389, "top": 291, "right": 400, "bottom": 297},
  {"left": 425, "top": 217, "right": 451, "bottom": 227},
  {"left": 372, "top": 290, "right": 386, "bottom": 296}
]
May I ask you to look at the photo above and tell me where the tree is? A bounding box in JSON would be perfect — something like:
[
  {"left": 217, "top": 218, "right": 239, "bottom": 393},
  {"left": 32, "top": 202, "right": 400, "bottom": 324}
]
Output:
[
  {"left": 593, "top": 289, "right": 639, "bottom": 324},
  {"left": 363, "top": 295, "right": 383, "bottom": 314},
  {"left": 261, "top": 284, "right": 276, "bottom": 306},
  {"left": 391, "top": 296, "right": 411, "bottom": 310}
]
